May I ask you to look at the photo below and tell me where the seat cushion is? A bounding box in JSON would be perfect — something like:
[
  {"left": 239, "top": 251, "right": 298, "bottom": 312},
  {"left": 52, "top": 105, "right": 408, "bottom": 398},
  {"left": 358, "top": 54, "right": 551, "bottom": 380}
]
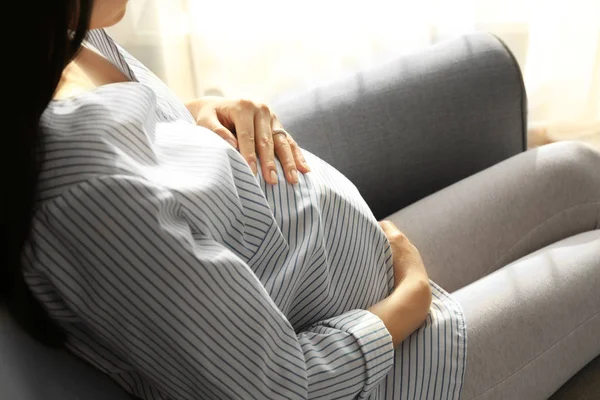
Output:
[{"left": 0, "top": 305, "right": 130, "bottom": 400}]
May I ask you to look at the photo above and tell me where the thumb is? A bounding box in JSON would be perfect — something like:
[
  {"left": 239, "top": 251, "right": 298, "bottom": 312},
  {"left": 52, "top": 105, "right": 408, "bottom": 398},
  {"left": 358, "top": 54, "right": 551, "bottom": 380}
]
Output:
[
  {"left": 197, "top": 115, "right": 238, "bottom": 149},
  {"left": 379, "top": 220, "right": 399, "bottom": 234},
  {"left": 379, "top": 220, "right": 408, "bottom": 246}
]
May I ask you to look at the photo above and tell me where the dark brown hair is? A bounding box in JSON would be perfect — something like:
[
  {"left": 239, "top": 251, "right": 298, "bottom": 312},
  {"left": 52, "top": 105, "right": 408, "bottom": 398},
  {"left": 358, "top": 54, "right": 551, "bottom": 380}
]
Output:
[{"left": 1, "top": 0, "right": 94, "bottom": 346}]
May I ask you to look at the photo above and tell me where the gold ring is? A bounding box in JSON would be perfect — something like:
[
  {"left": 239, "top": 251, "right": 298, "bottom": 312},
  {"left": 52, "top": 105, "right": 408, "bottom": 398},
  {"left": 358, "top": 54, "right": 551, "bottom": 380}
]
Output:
[{"left": 272, "top": 129, "right": 287, "bottom": 137}]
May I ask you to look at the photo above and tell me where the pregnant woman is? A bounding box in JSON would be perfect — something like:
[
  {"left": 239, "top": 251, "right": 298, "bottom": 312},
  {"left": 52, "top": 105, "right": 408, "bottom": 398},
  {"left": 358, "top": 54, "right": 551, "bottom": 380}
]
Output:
[{"left": 3, "top": 1, "right": 599, "bottom": 400}]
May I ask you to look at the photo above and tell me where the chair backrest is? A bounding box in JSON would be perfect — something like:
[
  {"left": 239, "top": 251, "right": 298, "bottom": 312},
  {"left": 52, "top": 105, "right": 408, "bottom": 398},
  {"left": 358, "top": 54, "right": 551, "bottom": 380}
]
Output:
[{"left": 0, "top": 304, "right": 130, "bottom": 400}]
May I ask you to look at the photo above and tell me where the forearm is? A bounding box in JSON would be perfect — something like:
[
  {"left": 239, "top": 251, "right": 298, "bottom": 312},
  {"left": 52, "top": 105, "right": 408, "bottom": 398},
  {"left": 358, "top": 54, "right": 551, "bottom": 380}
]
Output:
[{"left": 368, "top": 275, "right": 432, "bottom": 347}]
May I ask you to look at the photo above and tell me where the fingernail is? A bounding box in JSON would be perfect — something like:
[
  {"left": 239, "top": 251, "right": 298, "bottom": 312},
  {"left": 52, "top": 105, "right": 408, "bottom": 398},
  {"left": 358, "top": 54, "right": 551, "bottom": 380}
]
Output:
[
  {"left": 270, "top": 170, "right": 278, "bottom": 184},
  {"left": 303, "top": 162, "right": 311, "bottom": 172},
  {"left": 249, "top": 161, "right": 257, "bottom": 174},
  {"left": 289, "top": 169, "right": 298, "bottom": 184},
  {"left": 227, "top": 139, "right": 237, "bottom": 148}
]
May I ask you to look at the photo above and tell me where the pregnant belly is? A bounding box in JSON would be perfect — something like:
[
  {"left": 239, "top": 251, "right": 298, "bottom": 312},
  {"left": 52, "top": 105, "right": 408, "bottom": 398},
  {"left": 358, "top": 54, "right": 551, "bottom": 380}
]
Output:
[{"left": 259, "top": 151, "right": 394, "bottom": 330}]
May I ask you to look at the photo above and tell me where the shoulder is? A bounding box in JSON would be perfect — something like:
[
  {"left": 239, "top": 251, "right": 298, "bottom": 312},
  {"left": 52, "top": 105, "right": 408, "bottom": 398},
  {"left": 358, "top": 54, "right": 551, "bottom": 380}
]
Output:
[
  {"left": 38, "top": 83, "right": 158, "bottom": 202},
  {"left": 44, "top": 82, "right": 157, "bottom": 130}
]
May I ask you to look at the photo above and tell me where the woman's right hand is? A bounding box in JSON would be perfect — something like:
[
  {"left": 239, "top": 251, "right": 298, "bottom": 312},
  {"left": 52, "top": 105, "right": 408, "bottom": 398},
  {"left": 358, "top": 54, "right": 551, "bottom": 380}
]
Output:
[{"left": 367, "top": 220, "right": 432, "bottom": 347}]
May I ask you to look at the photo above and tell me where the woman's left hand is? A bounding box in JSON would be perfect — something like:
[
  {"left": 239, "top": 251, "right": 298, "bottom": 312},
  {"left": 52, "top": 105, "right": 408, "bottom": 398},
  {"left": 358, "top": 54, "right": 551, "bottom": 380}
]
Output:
[{"left": 186, "top": 97, "right": 310, "bottom": 185}]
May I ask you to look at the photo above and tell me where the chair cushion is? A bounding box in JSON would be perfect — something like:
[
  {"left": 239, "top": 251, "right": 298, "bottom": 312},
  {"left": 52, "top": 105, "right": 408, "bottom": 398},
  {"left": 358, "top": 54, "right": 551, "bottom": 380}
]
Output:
[{"left": 0, "top": 305, "right": 130, "bottom": 400}]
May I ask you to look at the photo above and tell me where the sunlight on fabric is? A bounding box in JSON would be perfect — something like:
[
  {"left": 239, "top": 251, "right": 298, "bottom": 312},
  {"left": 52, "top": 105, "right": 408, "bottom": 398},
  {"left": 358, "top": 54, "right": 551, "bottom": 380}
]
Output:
[{"left": 109, "top": 0, "right": 600, "bottom": 142}]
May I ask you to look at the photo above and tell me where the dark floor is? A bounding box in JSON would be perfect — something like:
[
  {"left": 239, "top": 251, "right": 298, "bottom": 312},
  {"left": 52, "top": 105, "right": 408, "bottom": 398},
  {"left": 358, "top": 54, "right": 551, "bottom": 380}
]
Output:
[{"left": 549, "top": 356, "right": 600, "bottom": 400}]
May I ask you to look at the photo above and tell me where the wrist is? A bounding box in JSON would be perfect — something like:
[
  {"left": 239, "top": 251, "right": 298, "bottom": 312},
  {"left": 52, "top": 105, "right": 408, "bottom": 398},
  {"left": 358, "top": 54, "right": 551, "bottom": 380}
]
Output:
[
  {"left": 185, "top": 99, "right": 203, "bottom": 117},
  {"left": 391, "top": 275, "right": 432, "bottom": 315},
  {"left": 369, "top": 277, "right": 432, "bottom": 347}
]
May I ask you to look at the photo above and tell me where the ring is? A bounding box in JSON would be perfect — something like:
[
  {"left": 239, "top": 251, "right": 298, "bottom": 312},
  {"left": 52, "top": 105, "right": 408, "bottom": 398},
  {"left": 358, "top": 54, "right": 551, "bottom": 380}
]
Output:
[{"left": 272, "top": 128, "right": 287, "bottom": 137}]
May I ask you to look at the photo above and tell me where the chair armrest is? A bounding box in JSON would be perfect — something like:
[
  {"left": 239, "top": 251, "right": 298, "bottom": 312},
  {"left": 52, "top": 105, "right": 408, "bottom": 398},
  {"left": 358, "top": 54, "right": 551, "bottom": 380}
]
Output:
[{"left": 273, "top": 32, "right": 527, "bottom": 219}]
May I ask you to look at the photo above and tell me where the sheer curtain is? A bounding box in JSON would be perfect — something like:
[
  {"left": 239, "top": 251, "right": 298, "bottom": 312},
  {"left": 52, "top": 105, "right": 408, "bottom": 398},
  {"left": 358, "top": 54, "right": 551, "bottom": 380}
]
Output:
[{"left": 107, "top": 0, "right": 600, "bottom": 143}]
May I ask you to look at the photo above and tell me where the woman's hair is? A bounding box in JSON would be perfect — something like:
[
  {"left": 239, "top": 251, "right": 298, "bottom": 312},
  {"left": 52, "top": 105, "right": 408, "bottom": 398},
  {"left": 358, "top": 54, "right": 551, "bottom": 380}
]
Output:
[{"left": 1, "top": 0, "right": 93, "bottom": 346}]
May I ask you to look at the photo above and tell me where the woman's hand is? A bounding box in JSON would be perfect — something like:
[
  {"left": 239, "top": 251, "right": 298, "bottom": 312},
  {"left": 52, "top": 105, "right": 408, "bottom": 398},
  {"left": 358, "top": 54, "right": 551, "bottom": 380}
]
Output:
[
  {"left": 379, "top": 220, "right": 429, "bottom": 288},
  {"left": 186, "top": 97, "right": 311, "bottom": 185},
  {"left": 367, "top": 220, "right": 432, "bottom": 347}
]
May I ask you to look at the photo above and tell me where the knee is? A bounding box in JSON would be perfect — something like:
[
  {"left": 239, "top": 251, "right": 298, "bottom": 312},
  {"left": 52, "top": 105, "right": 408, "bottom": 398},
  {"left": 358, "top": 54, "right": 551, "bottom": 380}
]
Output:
[
  {"left": 538, "top": 141, "right": 600, "bottom": 194},
  {"left": 560, "top": 141, "right": 600, "bottom": 163}
]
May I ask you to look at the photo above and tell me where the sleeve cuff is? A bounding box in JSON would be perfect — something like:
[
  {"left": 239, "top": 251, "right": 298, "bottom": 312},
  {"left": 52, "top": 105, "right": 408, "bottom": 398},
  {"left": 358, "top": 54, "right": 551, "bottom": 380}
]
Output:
[{"left": 320, "top": 309, "right": 395, "bottom": 396}]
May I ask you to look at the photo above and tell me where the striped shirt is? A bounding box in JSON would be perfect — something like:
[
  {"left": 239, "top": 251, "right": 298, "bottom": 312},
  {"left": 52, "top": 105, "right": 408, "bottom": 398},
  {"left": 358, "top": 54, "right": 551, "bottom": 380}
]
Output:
[{"left": 23, "top": 29, "right": 466, "bottom": 400}]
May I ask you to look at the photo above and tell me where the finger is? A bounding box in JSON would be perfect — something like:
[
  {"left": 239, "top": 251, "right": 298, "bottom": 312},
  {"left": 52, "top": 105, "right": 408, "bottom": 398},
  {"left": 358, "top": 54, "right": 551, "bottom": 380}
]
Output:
[
  {"left": 271, "top": 122, "right": 299, "bottom": 185},
  {"left": 288, "top": 135, "right": 311, "bottom": 173},
  {"left": 255, "top": 104, "right": 278, "bottom": 184},
  {"left": 273, "top": 130, "right": 298, "bottom": 184},
  {"left": 230, "top": 101, "right": 257, "bottom": 174},
  {"left": 378, "top": 220, "right": 394, "bottom": 230},
  {"left": 379, "top": 220, "right": 402, "bottom": 237},
  {"left": 197, "top": 116, "right": 238, "bottom": 148},
  {"left": 272, "top": 116, "right": 310, "bottom": 173}
]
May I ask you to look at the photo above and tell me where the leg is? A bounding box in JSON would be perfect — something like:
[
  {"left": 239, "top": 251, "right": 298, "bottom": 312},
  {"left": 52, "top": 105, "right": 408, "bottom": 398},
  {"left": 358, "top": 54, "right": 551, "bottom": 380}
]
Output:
[
  {"left": 384, "top": 141, "right": 600, "bottom": 398},
  {"left": 454, "top": 231, "right": 600, "bottom": 399},
  {"left": 386, "top": 141, "right": 600, "bottom": 292}
]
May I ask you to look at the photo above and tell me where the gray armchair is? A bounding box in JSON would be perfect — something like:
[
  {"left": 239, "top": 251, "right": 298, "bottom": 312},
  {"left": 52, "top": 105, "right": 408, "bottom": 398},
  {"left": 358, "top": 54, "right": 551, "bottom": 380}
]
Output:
[
  {"left": 1, "top": 32, "right": 596, "bottom": 400},
  {"left": 274, "top": 32, "right": 526, "bottom": 219}
]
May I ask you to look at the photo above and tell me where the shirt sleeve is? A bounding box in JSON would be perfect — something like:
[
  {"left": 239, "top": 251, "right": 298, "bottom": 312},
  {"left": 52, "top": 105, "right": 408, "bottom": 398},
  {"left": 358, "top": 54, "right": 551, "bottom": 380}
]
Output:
[{"left": 40, "top": 175, "right": 394, "bottom": 400}]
